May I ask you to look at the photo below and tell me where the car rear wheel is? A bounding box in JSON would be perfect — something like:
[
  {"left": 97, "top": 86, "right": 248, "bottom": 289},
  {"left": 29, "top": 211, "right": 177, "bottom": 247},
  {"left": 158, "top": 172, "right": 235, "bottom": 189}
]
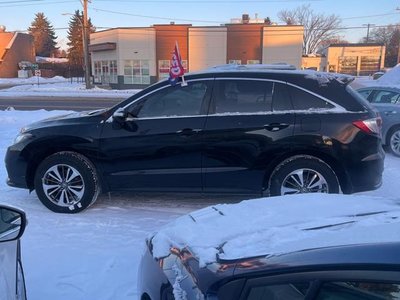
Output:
[
  {"left": 388, "top": 127, "right": 400, "bottom": 157},
  {"left": 269, "top": 155, "right": 339, "bottom": 196},
  {"left": 34, "top": 151, "right": 100, "bottom": 213}
]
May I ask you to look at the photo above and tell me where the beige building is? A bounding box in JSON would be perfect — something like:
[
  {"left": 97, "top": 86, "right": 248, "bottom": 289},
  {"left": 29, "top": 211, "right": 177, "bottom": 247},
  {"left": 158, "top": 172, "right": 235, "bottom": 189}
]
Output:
[
  {"left": 262, "top": 26, "right": 303, "bottom": 68},
  {"left": 89, "top": 28, "right": 157, "bottom": 86},
  {"left": 90, "top": 22, "right": 304, "bottom": 89},
  {"left": 188, "top": 27, "right": 227, "bottom": 71},
  {"left": 0, "top": 28, "right": 35, "bottom": 78},
  {"left": 321, "top": 43, "right": 386, "bottom": 76},
  {"left": 301, "top": 55, "right": 327, "bottom": 72}
]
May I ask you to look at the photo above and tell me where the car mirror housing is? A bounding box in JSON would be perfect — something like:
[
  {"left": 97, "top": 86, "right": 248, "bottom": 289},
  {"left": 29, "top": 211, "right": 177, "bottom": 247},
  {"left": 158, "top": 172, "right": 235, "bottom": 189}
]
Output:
[{"left": 0, "top": 205, "right": 26, "bottom": 243}]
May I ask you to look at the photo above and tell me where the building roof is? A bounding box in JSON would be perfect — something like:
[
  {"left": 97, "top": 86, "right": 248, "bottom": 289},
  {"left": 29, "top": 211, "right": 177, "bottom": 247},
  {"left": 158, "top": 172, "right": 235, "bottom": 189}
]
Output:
[{"left": 329, "top": 42, "right": 385, "bottom": 47}]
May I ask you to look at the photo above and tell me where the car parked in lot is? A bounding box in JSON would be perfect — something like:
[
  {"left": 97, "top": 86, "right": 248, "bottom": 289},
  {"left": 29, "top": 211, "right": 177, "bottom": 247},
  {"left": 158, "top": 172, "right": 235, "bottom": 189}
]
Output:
[
  {"left": 6, "top": 65, "right": 384, "bottom": 213},
  {"left": 357, "top": 86, "right": 400, "bottom": 156},
  {"left": 138, "top": 194, "right": 400, "bottom": 300},
  {"left": 0, "top": 204, "right": 27, "bottom": 300}
]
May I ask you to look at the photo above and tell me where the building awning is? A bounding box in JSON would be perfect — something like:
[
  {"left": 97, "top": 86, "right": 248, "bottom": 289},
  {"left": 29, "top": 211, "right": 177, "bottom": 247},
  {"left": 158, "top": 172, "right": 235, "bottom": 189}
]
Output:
[{"left": 88, "top": 42, "right": 117, "bottom": 52}]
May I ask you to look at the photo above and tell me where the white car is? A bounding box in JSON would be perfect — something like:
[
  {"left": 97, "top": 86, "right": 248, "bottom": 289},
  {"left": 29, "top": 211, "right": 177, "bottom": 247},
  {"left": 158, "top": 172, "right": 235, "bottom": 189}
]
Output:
[{"left": 0, "top": 204, "right": 27, "bottom": 300}]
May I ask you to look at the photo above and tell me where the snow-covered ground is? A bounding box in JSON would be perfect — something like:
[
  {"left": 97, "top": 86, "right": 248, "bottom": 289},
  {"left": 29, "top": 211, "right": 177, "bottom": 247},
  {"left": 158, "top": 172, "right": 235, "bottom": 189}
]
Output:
[{"left": 0, "top": 109, "right": 399, "bottom": 300}]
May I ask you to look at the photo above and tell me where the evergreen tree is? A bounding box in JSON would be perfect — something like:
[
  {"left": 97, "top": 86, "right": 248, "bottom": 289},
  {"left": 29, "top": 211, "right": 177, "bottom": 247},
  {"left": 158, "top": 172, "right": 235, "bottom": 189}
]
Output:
[
  {"left": 28, "top": 12, "right": 58, "bottom": 57},
  {"left": 67, "top": 10, "right": 95, "bottom": 67}
]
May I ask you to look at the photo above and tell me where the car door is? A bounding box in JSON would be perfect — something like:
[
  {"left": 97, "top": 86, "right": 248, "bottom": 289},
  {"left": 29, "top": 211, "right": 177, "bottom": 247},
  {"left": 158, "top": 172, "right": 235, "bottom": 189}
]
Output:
[
  {"left": 369, "top": 89, "right": 400, "bottom": 143},
  {"left": 99, "top": 79, "right": 213, "bottom": 192},
  {"left": 0, "top": 205, "right": 27, "bottom": 300},
  {"left": 202, "top": 78, "right": 295, "bottom": 194}
]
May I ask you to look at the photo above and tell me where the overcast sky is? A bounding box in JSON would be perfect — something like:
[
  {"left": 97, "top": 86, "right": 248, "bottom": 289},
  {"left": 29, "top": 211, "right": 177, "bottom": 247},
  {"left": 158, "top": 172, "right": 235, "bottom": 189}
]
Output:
[{"left": 1, "top": 0, "right": 399, "bottom": 50}]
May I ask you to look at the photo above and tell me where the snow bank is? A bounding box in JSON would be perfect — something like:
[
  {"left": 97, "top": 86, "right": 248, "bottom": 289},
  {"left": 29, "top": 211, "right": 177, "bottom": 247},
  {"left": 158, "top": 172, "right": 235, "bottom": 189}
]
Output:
[
  {"left": 0, "top": 81, "right": 140, "bottom": 98},
  {"left": 152, "top": 194, "right": 400, "bottom": 266}
]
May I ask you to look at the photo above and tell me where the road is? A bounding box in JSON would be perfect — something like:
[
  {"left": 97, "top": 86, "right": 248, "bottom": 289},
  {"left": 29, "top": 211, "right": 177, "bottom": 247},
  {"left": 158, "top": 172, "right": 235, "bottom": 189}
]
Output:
[{"left": 0, "top": 95, "right": 126, "bottom": 111}]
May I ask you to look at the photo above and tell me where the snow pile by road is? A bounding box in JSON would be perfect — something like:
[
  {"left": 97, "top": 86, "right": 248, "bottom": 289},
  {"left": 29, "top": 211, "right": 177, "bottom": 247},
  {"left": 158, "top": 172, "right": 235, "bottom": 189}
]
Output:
[
  {"left": 152, "top": 194, "right": 400, "bottom": 266},
  {"left": 36, "top": 56, "right": 69, "bottom": 63},
  {"left": 0, "top": 76, "right": 69, "bottom": 85},
  {"left": 0, "top": 81, "right": 140, "bottom": 98}
]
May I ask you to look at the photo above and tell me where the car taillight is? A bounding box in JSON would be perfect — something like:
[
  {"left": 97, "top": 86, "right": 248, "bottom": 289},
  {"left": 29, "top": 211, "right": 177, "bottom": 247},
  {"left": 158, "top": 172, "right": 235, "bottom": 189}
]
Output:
[{"left": 353, "top": 117, "right": 381, "bottom": 135}]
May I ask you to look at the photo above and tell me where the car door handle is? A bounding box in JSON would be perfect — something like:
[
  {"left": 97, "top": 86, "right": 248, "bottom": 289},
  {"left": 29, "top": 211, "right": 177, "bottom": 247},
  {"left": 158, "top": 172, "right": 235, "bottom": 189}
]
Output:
[
  {"left": 264, "top": 123, "right": 290, "bottom": 132},
  {"left": 384, "top": 111, "right": 397, "bottom": 116},
  {"left": 176, "top": 128, "right": 202, "bottom": 135}
]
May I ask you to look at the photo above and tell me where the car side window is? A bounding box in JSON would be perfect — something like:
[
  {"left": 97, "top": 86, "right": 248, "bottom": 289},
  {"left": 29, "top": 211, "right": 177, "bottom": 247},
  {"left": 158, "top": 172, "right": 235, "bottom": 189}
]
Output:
[
  {"left": 245, "top": 282, "right": 310, "bottom": 300},
  {"left": 358, "top": 90, "right": 373, "bottom": 100},
  {"left": 214, "top": 80, "right": 273, "bottom": 114},
  {"left": 288, "top": 85, "right": 335, "bottom": 111},
  {"left": 136, "top": 81, "right": 209, "bottom": 118},
  {"left": 371, "top": 91, "right": 400, "bottom": 104},
  {"left": 316, "top": 281, "right": 400, "bottom": 300},
  {"left": 272, "top": 82, "right": 293, "bottom": 111}
]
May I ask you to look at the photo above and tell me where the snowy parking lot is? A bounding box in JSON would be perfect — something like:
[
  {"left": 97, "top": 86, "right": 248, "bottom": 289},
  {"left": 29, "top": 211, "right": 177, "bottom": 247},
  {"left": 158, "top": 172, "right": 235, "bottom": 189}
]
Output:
[
  {"left": 0, "top": 66, "right": 400, "bottom": 299},
  {"left": 1, "top": 108, "right": 400, "bottom": 300}
]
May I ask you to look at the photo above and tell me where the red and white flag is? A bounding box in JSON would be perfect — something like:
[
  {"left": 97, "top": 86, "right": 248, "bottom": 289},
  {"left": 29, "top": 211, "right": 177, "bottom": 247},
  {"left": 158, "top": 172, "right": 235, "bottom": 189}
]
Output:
[{"left": 169, "top": 42, "right": 186, "bottom": 85}]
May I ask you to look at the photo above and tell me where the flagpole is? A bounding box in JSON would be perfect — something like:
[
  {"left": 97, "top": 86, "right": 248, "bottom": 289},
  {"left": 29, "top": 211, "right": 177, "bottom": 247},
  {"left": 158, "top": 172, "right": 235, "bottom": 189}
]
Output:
[{"left": 175, "top": 41, "right": 188, "bottom": 86}]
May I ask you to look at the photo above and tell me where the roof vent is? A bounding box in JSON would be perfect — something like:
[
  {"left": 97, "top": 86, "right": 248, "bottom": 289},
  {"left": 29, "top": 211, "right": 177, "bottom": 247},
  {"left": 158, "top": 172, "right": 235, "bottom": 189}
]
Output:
[{"left": 0, "top": 25, "right": 6, "bottom": 32}]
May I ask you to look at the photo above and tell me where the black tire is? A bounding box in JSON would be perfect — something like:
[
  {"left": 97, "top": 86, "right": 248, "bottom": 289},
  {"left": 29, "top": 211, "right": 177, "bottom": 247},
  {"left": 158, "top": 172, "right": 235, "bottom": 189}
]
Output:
[
  {"left": 387, "top": 126, "right": 400, "bottom": 157},
  {"left": 34, "top": 151, "right": 100, "bottom": 213},
  {"left": 269, "top": 155, "right": 339, "bottom": 196}
]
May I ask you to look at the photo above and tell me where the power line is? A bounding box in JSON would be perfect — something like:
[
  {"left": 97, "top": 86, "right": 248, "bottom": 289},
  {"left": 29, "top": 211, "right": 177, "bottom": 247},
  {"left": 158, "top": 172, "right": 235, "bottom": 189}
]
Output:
[
  {"left": 0, "top": 0, "right": 75, "bottom": 7},
  {"left": 342, "top": 12, "right": 400, "bottom": 20}
]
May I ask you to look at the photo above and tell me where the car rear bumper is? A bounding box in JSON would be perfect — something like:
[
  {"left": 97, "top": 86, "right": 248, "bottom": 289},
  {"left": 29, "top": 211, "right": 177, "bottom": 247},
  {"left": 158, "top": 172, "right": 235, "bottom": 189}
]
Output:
[
  {"left": 5, "top": 147, "right": 29, "bottom": 189},
  {"left": 345, "top": 150, "right": 384, "bottom": 194}
]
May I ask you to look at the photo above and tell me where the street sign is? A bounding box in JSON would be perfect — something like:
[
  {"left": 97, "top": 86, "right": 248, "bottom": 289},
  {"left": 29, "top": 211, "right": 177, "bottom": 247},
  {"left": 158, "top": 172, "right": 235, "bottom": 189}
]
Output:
[
  {"left": 34, "top": 70, "right": 41, "bottom": 76},
  {"left": 32, "top": 64, "right": 39, "bottom": 70}
]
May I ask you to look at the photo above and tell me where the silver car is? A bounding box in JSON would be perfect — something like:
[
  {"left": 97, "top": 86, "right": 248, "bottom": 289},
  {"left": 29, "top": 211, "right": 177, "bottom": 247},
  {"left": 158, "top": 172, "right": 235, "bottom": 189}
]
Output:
[
  {"left": 0, "top": 205, "right": 27, "bottom": 300},
  {"left": 358, "top": 86, "right": 400, "bottom": 156}
]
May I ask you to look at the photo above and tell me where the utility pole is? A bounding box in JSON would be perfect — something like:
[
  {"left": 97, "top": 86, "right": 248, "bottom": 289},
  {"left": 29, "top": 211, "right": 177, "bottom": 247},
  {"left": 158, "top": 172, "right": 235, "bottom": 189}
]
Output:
[
  {"left": 397, "top": 8, "right": 400, "bottom": 64},
  {"left": 362, "top": 23, "right": 375, "bottom": 43},
  {"left": 82, "top": 0, "right": 91, "bottom": 89}
]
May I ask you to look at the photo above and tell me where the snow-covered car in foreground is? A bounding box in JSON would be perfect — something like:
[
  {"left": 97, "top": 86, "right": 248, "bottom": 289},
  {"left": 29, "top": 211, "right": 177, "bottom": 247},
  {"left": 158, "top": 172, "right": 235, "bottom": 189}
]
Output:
[
  {"left": 0, "top": 204, "right": 27, "bottom": 300},
  {"left": 138, "top": 194, "right": 400, "bottom": 300}
]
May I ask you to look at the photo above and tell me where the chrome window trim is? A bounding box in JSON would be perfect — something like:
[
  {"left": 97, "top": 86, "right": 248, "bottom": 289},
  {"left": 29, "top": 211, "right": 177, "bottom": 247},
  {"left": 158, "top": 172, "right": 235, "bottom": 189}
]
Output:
[{"left": 121, "top": 77, "right": 214, "bottom": 112}]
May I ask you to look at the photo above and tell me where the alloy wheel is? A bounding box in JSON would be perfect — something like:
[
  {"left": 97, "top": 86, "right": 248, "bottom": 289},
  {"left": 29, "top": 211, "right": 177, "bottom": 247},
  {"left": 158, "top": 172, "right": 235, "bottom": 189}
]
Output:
[
  {"left": 42, "top": 164, "right": 85, "bottom": 207},
  {"left": 280, "top": 168, "right": 328, "bottom": 195},
  {"left": 390, "top": 130, "right": 400, "bottom": 156}
]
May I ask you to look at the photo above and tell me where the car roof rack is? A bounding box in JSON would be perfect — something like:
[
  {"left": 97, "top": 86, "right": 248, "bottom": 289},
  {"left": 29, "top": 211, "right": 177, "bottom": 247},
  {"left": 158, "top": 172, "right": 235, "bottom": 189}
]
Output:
[{"left": 210, "top": 63, "right": 297, "bottom": 71}]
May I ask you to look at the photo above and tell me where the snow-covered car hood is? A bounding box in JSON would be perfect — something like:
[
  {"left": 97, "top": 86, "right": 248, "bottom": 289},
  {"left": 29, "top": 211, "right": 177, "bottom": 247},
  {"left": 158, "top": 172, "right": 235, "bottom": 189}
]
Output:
[
  {"left": 151, "top": 194, "right": 400, "bottom": 267},
  {"left": 21, "top": 109, "right": 107, "bottom": 132}
]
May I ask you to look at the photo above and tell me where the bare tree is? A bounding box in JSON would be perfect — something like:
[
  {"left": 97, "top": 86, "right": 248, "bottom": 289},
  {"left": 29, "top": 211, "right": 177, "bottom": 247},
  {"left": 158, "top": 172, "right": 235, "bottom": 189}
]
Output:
[
  {"left": 278, "top": 5, "right": 342, "bottom": 54},
  {"left": 360, "top": 24, "right": 400, "bottom": 67}
]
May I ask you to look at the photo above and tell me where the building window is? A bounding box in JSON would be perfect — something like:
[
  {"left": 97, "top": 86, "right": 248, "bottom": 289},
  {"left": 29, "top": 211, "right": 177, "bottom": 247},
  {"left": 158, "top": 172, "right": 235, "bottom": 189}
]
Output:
[
  {"left": 338, "top": 56, "right": 358, "bottom": 75},
  {"left": 158, "top": 60, "right": 188, "bottom": 81},
  {"left": 247, "top": 60, "right": 260, "bottom": 65},
  {"left": 93, "top": 60, "right": 117, "bottom": 84},
  {"left": 124, "top": 60, "right": 150, "bottom": 85},
  {"left": 229, "top": 60, "right": 241, "bottom": 65}
]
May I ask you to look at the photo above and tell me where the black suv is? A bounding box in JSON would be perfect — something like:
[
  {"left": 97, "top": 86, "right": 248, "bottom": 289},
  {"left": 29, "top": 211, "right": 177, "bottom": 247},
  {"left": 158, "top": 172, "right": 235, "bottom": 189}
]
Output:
[{"left": 5, "top": 65, "right": 384, "bottom": 213}]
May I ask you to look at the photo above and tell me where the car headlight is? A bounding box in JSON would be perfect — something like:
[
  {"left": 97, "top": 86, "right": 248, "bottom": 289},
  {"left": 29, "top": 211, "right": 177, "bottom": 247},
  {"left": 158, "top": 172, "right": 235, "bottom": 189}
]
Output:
[{"left": 14, "top": 132, "right": 33, "bottom": 144}]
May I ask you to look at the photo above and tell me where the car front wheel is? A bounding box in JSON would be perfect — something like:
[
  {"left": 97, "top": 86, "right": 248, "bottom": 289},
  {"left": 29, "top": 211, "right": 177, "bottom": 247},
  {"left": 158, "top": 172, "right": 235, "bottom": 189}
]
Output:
[
  {"left": 34, "top": 151, "right": 100, "bottom": 213},
  {"left": 388, "top": 127, "right": 400, "bottom": 157},
  {"left": 269, "top": 155, "right": 339, "bottom": 196}
]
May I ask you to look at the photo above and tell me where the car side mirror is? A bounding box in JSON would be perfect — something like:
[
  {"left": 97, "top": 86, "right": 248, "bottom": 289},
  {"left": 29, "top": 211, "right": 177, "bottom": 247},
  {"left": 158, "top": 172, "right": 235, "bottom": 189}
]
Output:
[
  {"left": 112, "top": 107, "right": 128, "bottom": 122},
  {"left": 0, "top": 205, "right": 26, "bottom": 243}
]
